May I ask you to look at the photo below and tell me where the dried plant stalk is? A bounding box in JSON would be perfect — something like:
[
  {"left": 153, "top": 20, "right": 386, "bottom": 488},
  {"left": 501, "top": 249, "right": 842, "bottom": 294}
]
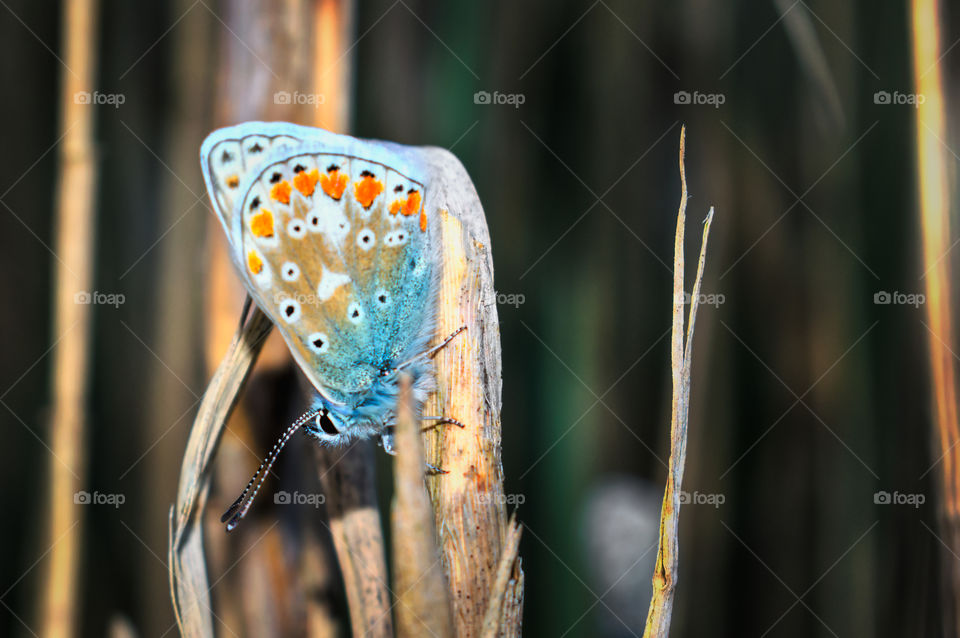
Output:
[
  {"left": 169, "top": 305, "right": 273, "bottom": 637},
  {"left": 391, "top": 375, "right": 455, "bottom": 638},
  {"left": 419, "top": 148, "right": 524, "bottom": 637},
  {"left": 40, "top": 1, "right": 99, "bottom": 636},
  {"left": 910, "top": 0, "right": 960, "bottom": 633},
  {"left": 644, "top": 127, "right": 715, "bottom": 637}
]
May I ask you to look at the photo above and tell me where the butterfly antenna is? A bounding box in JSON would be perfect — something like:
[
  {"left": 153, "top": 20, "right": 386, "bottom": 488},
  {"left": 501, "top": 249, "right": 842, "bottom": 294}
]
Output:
[
  {"left": 221, "top": 407, "right": 319, "bottom": 532},
  {"left": 394, "top": 325, "right": 467, "bottom": 373}
]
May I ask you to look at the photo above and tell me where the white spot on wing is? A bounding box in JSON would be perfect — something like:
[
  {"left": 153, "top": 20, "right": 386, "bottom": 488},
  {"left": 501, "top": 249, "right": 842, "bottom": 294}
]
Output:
[
  {"left": 316, "top": 269, "right": 351, "bottom": 301},
  {"left": 281, "top": 261, "right": 300, "bottom": 282},
  {"left": 357, "top": 228, "right": 375, "bottom": 250},
  {"left": 307, "top": 332, "right": 329, "bottom": 354}
]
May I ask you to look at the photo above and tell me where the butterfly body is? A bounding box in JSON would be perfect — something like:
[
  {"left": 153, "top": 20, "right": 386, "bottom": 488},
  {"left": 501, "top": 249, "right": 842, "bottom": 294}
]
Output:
[{"left": 201, "top": 122, "right": 444, "bottom": 450}]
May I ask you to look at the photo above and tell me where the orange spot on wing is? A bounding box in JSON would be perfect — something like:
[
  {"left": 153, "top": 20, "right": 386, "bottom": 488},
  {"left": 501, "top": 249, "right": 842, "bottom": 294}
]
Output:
[
  {"left": 270, "top": 180, "right": 292, "bottom": 204},
  {"left": 403, "top": 190, "right": 422, "bottom": 217},
  {"left": 389, "top": 200, "right": 402, "bottom": 216},
  {"left": 247, "top": 251, "right": 263, "bottom": 274},
  {"left": 354, "top": 174, "right": 384, "bottom": 208},
  {"left": 293, "top": 168, "right": 320, "bottom": 196},
  {"left": 225, "top": 174, "right": 239, "bottom": 188},
  {"left": 419, "top": 209, "right": 427, "bottom": 231},
  {"left": 320, "top": 168, "right": 348, "bottom": 200},
  {"left": 250, "top": 209, "right": 274, "bottom": 237}
]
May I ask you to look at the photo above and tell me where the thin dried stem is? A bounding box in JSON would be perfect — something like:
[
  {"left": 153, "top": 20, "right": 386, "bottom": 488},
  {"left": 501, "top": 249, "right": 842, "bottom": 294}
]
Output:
[
  {"left": 911, "top": 0, "right": 960, "bottom": 632},
  {"left": 392, "top": 374, "right": 455, "bottom": 638},
  {"left": 40, "top": 1, "right": 99, "bottom": 636},
  {"left": 169, "top": 306, "right": 273, "bottom": 637},
  {"left": 644, "top": 127, "right": 715, "bottom": 637}
]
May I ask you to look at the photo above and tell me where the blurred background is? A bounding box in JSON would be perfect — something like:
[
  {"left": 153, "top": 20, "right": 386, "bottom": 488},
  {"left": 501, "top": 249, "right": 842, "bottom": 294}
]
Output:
[{"left": 1, "top": 0, "right": 955, "bottom": 636}]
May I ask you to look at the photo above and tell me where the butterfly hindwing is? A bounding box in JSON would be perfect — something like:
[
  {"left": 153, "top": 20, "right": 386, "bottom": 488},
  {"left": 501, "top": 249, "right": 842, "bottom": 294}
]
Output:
[
  {"left": 200, "top": 122, "right": 326, "bottom": 251},
  {"left": 233, "top": 141, "right": 434, "bottom": 406}
]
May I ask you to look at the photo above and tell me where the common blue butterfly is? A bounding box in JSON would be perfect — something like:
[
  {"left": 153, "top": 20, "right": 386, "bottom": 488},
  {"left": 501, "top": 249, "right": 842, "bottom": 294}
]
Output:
[{"left": 200, "top": 122, "right": 464, "bottom": 530}]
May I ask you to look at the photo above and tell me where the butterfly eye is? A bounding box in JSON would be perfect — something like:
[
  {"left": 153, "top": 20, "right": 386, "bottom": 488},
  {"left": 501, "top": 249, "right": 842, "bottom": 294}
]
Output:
[
  {"left": 287, "top": 219, "right": 307, "bottom": 239},
  {"left": 356, "top": 229, "right": 375, "bottom": 251},
  {"left": 306, "top": 332, "right": 329, "bottom": 354},
  {"left": 279, "top": 299, "right": 301, "bottom": 323},
  {"left": 281, "top": 262, "right": 300, "bottom": 282},
  {"left": 316, "top": 410, "right": 339, "bottom": 436},
  {"left": 347, "top": 302, "right": 364, "bottom": 324}
]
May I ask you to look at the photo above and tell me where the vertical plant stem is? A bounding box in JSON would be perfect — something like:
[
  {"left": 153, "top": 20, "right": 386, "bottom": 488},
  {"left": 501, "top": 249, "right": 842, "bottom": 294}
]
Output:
[
  {"left": 391, "top": 375, "right": 455, "bottom": 638},
  {"left": 911, "top": 0, "right": 960, "bottom": 634},
  {"left": 40, "top": 1, "right": 99, "bottom": 636},
  {"left": 644, "top": 127, "right": 714, "bottom": 637}
]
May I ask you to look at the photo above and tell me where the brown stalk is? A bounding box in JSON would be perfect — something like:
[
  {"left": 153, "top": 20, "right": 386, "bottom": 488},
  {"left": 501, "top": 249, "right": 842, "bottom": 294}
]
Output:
[
  {"left": 911, "top": 0, "right": 960, "bottom": 633},
  {"left": 40, "top": 1, "right": 99, "bottom": 636},
  {"left": 169, "top": 304, "right": 273, "bottom": 637},
  {"left": 421, "top": 149, "right": 524, "bottom": 637},
  {"left": 391, "top": 374, "right": 455, "bottom": 638},
  {"left": 644, "top": 127, "right": 715, "bottom": 637}
]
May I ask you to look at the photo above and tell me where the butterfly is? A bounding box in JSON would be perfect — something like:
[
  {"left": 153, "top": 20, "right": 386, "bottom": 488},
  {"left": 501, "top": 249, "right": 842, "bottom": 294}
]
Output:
[{"left": 200, "top": 122, "right": 464, "bottom": 530}]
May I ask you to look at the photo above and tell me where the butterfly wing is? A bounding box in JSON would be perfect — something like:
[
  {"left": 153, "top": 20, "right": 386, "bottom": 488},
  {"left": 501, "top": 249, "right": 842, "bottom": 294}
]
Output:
[
  {"left": 200, "top": 122, "right": 325, "bottom": 257},
  {"left": 230, "top": 138, "right": 436, "bottom": 408}
]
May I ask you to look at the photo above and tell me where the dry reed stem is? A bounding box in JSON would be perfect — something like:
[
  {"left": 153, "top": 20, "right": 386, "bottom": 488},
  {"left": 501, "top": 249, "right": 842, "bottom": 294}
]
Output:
[
  {"left": 910, "top": 0, "right": 960, "bottom": 633},
  {"left": 391, "top": 375, "right": 455, "bottom": 638},
  {"left": 644, "top": 127, "right": 715, "bottom": 637},
  {"left": 479, "top": 515, "right": 523, "bottom": 638},
  {"left": 420, "top": 147, "right": 524, "bottom": 637},
  {"left": 40, "top": 1, "right": 99, "bottom": 636},
  {"left": 169, "top": 305, "right": 273, "bottom": 637}
]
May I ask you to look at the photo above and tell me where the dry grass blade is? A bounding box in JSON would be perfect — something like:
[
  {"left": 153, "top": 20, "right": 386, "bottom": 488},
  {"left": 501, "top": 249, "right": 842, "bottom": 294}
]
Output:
[
  {"left": 910, "top": 0, "right": 960, "bottom": 633},
  {"left": 419, "top": 147, "right": 524, "bottom": 637},
  {"left": 391, "top": 374, "right": 455, "bottom": 638},
  {"left": 479, "top": 514, "right": 523, "bottom": 638},
  {"left": 40, "top": 1, "right": 99, "bottom": 636},
  {"left": 315, "top": 442, "right": 393, "bottom": 638},
  {"left": 168, "top": 302, "right": 273, "bottom": 637},
  {"left": 644, "top": 127, "right": 715, "bottom": 638}
]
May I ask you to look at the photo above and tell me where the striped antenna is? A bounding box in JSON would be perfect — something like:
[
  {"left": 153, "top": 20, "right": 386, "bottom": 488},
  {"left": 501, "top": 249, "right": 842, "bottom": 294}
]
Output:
[{"left": 221, "top": 407, "right": 319, "bottom": 532}]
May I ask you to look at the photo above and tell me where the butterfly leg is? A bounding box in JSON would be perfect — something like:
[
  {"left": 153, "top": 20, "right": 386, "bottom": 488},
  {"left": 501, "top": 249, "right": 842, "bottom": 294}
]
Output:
[
  {"left": 420, "top": 415, "right": 467, "bottom": 431},
  {"left": 380, "top": 426, "right": 449, "bottom": 474}
]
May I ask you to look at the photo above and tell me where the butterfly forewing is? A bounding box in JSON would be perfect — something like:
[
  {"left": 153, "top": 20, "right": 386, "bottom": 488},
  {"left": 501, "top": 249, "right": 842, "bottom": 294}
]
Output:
[{"left": 235, "top": 147, "right": 433, "bottom": 405}]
